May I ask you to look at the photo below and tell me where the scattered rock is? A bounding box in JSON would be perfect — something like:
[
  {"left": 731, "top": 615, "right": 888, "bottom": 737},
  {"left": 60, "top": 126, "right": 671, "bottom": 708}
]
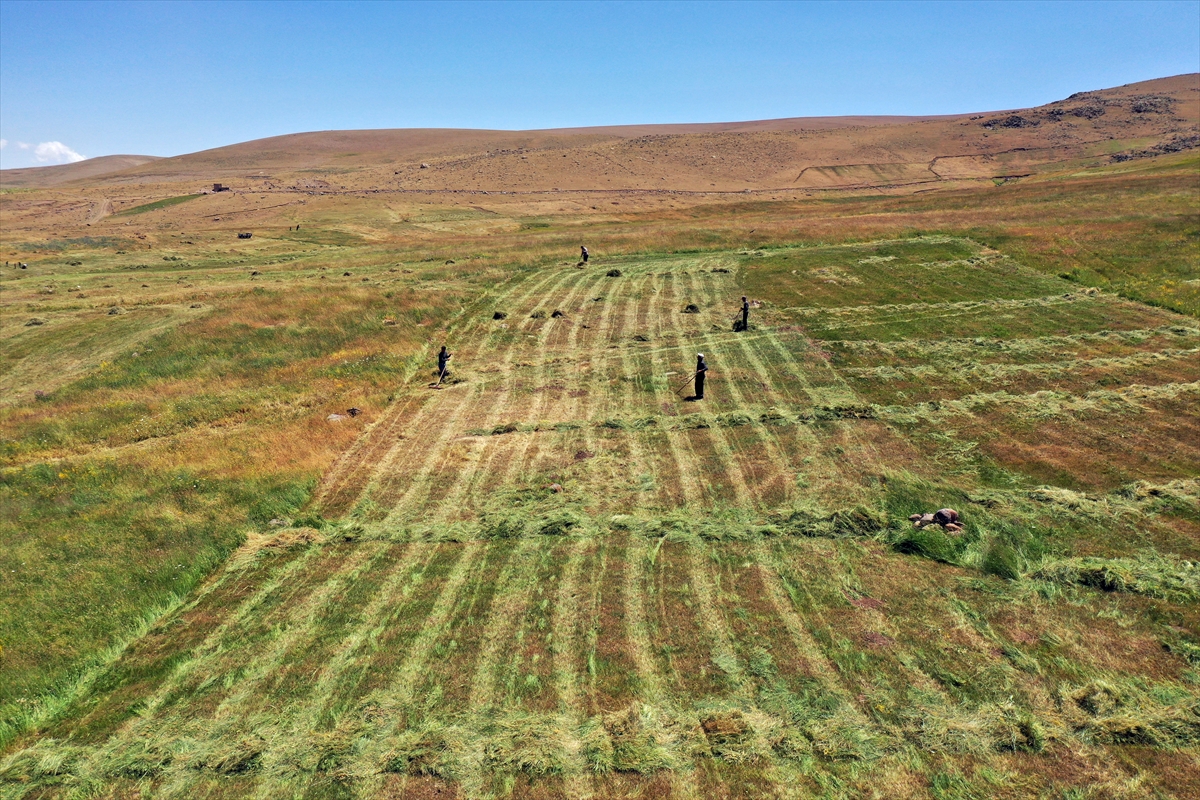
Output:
[
  {"left": 574, "top": 450, "right": 594, "bottom": 461},
  {"left": 343, "top": 271, "right": 351, "bottom": 276},
  {"left": 632, "top": 333, "right": 650, "bottom": 342},
  {"left": 327, "top": 413, "right": 345, "bottom": 422},
  {"left": 190, "top": 303, "right": 203, "bottom": 308},
  {"left": 24, "top": 318, "right": 46, "bottom": 326},
  {"left": 383, "top": 317, "right": 397, "bottom": 325},
  {"left": 606, "top": 269, "right": 622, "bottom": 277},
  {"left": 268, "top": 518, "right": 287, "bottom": 527},
  {"left": 551, "top": 309, "right": 565, "bottom": 318},
  {"left": 530, "top": 310, "right": 546, "bottom": 319},
  {"left": 683, "top": 303, "right": 700, "bottom": 314},
  {"left": 493, "top": 311, "right": 508, "bottom": 320},
  {"left": 1068, "top": 103, "right": 1106, "bottom": 119},
  {"left": 1130, "top": 95, "right": 1174, "bottom": 114},
  {"left": 347, "top": 407, "right": 361, "bottom": 417},
  {"left": 983, "top": 114, "right": 1037, "bottom": 129},
  {"left": 712, "top": 267, "right": 730, "bottom": 273},
  {"left": 107, "top": 307, "right": 125, "bottom": 315},
  {"left": 420, "top": 163, "right": 430, "bottom": 169},
  {"left": 445, "top": 259, "right": 455, "bottom": 265},
  {"left": 250, "top": 271, "right": 260, "bottom": 276},
  {"left": 546, "top": 483, "right": 563, "bottom": 493}
]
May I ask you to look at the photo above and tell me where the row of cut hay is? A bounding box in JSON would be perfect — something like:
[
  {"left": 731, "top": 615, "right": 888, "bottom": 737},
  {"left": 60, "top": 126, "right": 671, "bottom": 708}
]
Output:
[
  {"left": 367, "top": 266, "right": 578, "bottom": 519},
  {"left": 794, "top": 293, "right": 1174, "bottom": 343},
  {"left": 827, "top": 323, "right": 1200, "bottom": 369},
  {"left": 6, "top": 531, "right": 1199, "bottom": 796},
  {"left": 465, "top": 270, "right": 612, "bottom": 510},
  {"left": 410, "top": 268, "right": 610, "bottom": 523},
  {"left": 842, "top": 347, "right": 1200, "bottom": 407}
]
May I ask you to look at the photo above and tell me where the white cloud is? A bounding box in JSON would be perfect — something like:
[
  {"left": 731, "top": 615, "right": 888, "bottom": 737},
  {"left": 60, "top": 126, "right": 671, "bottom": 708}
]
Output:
[
  {"left": 17, "top": 141, "right": 31, "bottom": 150},
  {"left": 0, "top": 139, "right": 6, "bottom": 150},
  {"left": 34, "top": 141, "right": 86, "bottom": 164}
]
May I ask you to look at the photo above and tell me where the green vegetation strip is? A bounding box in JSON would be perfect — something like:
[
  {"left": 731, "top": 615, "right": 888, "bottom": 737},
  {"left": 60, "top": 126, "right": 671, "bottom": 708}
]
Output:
[{"left": 113, "top": 194, "right": 203, "bottom": 216}]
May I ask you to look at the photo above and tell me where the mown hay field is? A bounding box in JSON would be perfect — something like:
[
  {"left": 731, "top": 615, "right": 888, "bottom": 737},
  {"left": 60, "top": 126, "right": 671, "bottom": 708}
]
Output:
[
  {"left": 5, "top": 231, "right": 1199, "bottom": 798},
  {"left": 1, "top": 157, "right": 1198, "bottom": 799}
]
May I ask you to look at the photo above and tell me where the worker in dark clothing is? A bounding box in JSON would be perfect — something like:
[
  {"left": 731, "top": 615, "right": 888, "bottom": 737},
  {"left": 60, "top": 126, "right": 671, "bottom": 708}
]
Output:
[
  {"left": 694, "top": 353, "right": 708, "bottom": 400},
  {"left": 436, "top": 345, "right": 452, "bottom": 384},
  {"left": 740, "top": 296, "right": 750, "bottom": 331},
  {"left": 581, "top": 245, "right": 589, "bottom": 263}
]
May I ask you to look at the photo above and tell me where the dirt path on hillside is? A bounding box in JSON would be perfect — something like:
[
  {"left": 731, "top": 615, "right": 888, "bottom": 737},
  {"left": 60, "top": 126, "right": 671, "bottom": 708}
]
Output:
[{"left": 85, "top": 197, "right": 113, "bottom": 223}]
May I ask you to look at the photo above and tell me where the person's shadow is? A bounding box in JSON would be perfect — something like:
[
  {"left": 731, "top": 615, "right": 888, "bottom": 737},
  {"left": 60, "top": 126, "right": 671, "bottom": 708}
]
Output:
[{"left": 683, "top": 395, "right": 702, "bottom": 402}]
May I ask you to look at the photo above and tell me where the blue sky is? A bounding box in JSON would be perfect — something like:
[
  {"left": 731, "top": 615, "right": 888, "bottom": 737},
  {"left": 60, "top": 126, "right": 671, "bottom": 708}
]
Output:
[{"left": 1, "top": 0, "right": 1197, "bottom": 169}]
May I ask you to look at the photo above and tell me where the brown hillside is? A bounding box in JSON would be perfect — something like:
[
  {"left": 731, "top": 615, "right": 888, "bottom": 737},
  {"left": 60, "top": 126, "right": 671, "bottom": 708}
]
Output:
[
  {"left": 0, "top": 155, "right": 162, "bottom": 188},
  {"left": 0, "top": 74, "right": 1194, "bottom": 237},
  {"left": 56, "top": 74, "right": 1200, "bottom": 192}
]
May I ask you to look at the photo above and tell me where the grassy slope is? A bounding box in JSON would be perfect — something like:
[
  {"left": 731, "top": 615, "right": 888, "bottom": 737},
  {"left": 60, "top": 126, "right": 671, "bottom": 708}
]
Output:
[{"left": 0, "top": 157, "right": 1197, "bottom": 799}]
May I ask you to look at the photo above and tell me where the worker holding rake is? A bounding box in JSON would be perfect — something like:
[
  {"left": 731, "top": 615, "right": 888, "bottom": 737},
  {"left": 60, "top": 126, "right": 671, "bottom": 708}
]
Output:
[
  {"left": 734, "top": 296, "right": 750, "bottom": 331},
  {"left": 433, "top": 345, "right": 452, "bottom": 388},
  {"left": 674, "top": 353, "right": 709, "bottom": 400}
]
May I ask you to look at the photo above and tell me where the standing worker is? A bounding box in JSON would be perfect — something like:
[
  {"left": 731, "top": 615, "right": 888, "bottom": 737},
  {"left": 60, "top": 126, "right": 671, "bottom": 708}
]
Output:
[
  {"left": 739, "top": 296, "right": 750, "bottom": 331},
  {"left": 693, "top": 353, "right": 708, "bottom": 400},
  {"left": 580, "top": 245, "right": 589, "bottom": 264},
  {"left": 436, "top": 345, "right": 453, "bottom": 386}
]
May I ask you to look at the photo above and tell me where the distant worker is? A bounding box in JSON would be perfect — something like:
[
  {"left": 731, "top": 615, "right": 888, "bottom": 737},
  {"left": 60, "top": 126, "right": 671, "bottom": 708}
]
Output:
[
  {"left": 693, "top": 353, "right": 708, "bottom": 400},
  {"left": 433, "top": 345, "right": 453, "bottom": 388},
  {"left": 739, "top": 296, "right": 750, "bottom": 332},
  {"left": 581, "top": 245, "right": 589, "bottom": 264}
]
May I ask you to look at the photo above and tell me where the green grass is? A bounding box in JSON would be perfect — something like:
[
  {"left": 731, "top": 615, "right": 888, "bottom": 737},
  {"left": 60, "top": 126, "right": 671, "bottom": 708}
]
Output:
[{"left": 112, "top": 195, "right": 203, "bottom": 216}]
